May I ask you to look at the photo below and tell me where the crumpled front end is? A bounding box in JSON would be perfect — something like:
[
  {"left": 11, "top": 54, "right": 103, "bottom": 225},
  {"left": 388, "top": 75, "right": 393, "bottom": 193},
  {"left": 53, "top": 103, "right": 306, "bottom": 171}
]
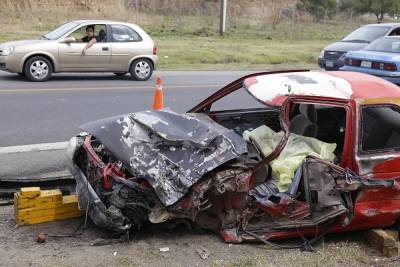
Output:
[{"left": 69, "top": 109, "right": 248, "bottom": 233}]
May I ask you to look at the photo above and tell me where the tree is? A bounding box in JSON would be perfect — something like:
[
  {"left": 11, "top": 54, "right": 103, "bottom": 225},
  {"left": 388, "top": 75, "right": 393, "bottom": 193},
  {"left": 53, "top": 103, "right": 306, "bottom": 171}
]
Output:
[
  {"left": 269, "top": 0, "right": 295, "bottom": 29},
  {"left": 296, "top": 0, "right": 338, "bottom": 22},
  {"left": 344, "top": 0, "right": 400, "bottom": 23}
]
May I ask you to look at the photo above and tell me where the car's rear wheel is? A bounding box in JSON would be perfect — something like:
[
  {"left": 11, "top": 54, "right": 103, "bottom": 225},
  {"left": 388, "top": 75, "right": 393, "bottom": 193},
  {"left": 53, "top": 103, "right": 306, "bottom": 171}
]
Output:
[
  {"left": 130, "top": 58, "right": 153, "bottom": 81},
  {"left": 24, "top": 56, "right": 52, "bottom": 82}
]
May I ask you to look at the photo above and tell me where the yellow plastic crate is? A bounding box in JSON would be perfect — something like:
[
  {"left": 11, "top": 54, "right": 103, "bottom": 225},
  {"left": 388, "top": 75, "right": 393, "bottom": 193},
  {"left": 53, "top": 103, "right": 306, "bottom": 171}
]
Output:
[
  {"left": 20, "top": 187, "right": 41, "bottom": 198},
  {"left": 14, "top": 187, "right": 83, "bottom": 225}
]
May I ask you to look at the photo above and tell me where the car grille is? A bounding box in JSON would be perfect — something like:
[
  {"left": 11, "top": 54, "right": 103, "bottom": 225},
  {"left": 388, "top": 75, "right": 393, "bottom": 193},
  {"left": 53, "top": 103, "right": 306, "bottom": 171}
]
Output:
[{"left": 324, "top": 51, "right": 345, "bottom": 60}]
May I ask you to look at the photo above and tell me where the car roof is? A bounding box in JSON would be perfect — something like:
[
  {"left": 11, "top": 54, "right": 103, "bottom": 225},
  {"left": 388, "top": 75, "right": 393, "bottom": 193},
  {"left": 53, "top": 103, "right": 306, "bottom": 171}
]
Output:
[
  {"left": 378, "top": 36, "right": 400, "bottom": 39},
  {"left": 243, "top": 71, "right": 400, "bottom": 106},
  {"left": 71, "top": 20, "right": 135, "bottom": 25},
  {"left": 363, "top": 23, "right": 400, "bottom": 28}
]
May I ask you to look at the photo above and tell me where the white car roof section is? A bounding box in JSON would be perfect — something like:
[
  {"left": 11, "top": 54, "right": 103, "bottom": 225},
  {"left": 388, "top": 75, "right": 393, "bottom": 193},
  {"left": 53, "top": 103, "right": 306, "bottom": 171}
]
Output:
[{"left": 244, "top": 71, "right": 354, "bottom": 106}]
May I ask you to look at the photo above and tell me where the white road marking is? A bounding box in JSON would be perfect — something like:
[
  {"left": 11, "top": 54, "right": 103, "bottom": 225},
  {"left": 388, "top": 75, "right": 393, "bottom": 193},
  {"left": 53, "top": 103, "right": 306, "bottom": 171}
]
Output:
[{"left": 0, "top": 141, "right": 68, "bottom": 155}]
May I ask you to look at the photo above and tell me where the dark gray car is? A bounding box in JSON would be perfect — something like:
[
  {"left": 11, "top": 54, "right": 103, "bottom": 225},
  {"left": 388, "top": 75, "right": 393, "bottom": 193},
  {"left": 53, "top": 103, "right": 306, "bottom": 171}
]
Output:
[{"left": 318, "top": 23, "right": 400, "bottom": 70}]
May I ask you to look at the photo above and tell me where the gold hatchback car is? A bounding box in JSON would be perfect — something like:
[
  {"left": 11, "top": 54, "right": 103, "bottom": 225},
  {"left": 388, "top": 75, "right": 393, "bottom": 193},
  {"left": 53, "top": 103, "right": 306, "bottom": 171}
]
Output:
[{"left": 0, "top": 20, "right": 158, "bottom": 81}]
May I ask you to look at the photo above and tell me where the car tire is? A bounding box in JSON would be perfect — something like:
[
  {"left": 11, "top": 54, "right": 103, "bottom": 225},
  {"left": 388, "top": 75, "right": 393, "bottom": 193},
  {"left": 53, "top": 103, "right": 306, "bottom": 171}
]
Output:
[
  {"left": 129, "top": 58, "right": 153, "bottom": 81},
  {"left": 24, "top": 56, "right": 52, "bottom": 82},
  {"left": 114, "top": 72, "right": 127, "bottom": 77}
]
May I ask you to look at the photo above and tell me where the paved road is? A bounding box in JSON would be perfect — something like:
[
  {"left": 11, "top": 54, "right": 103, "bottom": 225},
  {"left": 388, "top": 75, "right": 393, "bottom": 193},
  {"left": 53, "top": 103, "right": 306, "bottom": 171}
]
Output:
[{"left": 0, "top": 70, "right": 252, "bottom": 146}]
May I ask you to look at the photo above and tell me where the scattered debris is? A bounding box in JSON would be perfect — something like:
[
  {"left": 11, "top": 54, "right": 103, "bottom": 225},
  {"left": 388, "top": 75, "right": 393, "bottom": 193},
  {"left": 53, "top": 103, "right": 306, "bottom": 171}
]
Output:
[
  {"left": 14, "top": 187, "right": 83, "bottom": 225},
  {"left": 196, "top": 247, "right": 210, "bottom": 259},
  {"left": 36, "top": 233, "right": 46, "bottom": 243},
  {"left": 159, "top": 247, "right": 170, "bottom": 252},
  {"left": 365, "top": 229, "right": 400, "bottom": 257},
  {"left": 90, "top": 238, "right": 126, "bottom": 247}
]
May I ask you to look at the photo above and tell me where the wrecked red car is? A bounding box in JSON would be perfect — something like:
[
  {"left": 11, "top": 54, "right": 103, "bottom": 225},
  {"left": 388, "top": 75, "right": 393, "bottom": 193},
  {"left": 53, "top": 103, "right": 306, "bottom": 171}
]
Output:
[{"left": 68, "top": 70, "right": 400, "bottom": 244}]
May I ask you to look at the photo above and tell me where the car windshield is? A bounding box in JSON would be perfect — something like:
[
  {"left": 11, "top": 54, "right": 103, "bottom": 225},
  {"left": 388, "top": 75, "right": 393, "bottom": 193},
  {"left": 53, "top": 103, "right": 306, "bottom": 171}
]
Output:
[
  {"left": 342, "top": 26, "right": 390, "bottom": 43},
  {"left": 41, "top": 22, "right": 80, "bottom": 40},
  {"left": 364, "top": 37, "right": 400, "bottom": 53}
]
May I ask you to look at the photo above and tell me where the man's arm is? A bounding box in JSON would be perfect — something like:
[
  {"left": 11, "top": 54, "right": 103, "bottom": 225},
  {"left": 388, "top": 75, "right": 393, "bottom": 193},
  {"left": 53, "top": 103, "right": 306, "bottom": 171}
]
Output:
[{"left": 81, "top": 38, "right": 97, "bottom": 56}]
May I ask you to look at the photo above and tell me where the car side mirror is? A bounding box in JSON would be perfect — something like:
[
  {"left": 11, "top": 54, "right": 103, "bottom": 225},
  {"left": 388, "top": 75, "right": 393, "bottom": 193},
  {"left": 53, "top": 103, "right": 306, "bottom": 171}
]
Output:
[{"left": 60, "top": 37, "right": 76, "bottom": 43}]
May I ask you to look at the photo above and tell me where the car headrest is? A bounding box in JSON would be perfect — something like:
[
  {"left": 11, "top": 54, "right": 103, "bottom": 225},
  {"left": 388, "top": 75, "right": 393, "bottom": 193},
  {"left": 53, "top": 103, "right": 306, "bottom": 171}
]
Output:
[
  {"left": 299, "top": 104, "right": 317, "bottom": 123},
  {"left": 99, "top": 29, "right": 106, "bottom": 39}
]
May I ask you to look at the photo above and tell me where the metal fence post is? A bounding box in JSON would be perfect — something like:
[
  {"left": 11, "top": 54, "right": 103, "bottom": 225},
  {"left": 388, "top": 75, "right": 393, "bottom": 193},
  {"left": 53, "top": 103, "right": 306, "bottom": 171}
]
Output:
[{"left": 219, "top": 0, "right": 227, "bottom": 36}]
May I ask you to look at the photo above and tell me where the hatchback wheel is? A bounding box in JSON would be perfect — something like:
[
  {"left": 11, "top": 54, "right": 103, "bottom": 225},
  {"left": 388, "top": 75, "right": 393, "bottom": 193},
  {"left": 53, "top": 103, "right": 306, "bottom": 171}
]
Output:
[
  {"left": 130, "top": 59, "right": 153, "bottom": 81},
  {"left": 24, "top": 56, "right": 52, "bottom": 82}
]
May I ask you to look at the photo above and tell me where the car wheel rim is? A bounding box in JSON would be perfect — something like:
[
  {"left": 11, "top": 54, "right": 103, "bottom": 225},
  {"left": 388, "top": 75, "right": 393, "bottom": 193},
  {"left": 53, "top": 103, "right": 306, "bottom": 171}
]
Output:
[
  {"left": 30, "top": 60, "right": 49, "bottom": 79},
  {"left": 134, "top": 61, "right": 150, "bottom": 79}
]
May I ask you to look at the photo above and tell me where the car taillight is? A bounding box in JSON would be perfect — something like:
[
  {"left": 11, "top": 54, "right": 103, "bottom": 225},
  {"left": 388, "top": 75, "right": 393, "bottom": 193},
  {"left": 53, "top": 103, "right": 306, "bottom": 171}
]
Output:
[
  {"left": 345, "top": 58, "right": 361, "bottom": 66},
  {"left": 371, "top": 61, "right": 397, "bottom": 71},
  {"left": 153, "top": 46, "right": 157, "bottom": 55},
  {"left": 371, "top": 62, "right": 382, "bottom": 69},
  {"left": 384, "top": 63, "right": 397, "bottom": 71}
]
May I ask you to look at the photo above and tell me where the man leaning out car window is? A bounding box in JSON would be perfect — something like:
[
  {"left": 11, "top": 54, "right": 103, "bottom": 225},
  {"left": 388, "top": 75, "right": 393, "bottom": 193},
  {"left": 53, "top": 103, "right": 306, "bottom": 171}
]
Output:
[{"left": 80, "top": 25, "right": 97, "bottom": 56}]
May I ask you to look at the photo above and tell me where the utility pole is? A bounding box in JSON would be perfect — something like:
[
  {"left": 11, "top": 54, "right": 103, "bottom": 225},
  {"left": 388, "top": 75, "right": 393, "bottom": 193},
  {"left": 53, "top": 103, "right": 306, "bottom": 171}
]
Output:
[
  {"left": 219, "top": 0, "right": 227, "bottom": 36},
  {"left": 135, "top": 0, "right": 139, "bottom": 24}
]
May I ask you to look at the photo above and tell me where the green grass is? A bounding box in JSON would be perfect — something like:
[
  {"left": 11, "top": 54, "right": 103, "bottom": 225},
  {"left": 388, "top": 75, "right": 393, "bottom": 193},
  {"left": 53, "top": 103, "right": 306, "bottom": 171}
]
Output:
[
  {"left": 0, "top": 14, "right": 361, "bottom": 70},
  {"left": 152, "top": 19, "right": 357, "bottom": 70}
]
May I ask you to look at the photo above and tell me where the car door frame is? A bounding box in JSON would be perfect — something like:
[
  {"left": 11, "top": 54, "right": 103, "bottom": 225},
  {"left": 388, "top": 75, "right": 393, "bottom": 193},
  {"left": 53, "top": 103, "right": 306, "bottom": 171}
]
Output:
[
  {"left": 355, "top": 102, "right": 400, "bottom": 178},
  {"left": 57, "top": 23, "right": 112, "bottom": 71},
  {"left": 283, "top": 96, "right": 355, "bottom": 168}
]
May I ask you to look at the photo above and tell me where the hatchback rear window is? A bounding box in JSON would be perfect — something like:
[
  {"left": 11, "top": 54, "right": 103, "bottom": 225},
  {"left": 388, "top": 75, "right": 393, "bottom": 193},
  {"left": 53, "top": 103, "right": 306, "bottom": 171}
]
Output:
[{"left": 110, "top": 25, "right": 142, "bottom": 42}]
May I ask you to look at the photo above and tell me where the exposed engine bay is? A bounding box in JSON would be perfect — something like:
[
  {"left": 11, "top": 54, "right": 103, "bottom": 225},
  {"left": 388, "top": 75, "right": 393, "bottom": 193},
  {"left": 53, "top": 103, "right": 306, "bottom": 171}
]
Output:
[{"left": 69, "top": 109, "right": 395, "bottom": 243}]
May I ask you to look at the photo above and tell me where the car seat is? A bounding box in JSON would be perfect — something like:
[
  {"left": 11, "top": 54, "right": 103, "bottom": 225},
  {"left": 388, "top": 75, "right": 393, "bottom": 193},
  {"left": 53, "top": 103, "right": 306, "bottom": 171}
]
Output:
[
  {"left": 98, "top": 29, "right": 106, "bottom": 42},
  {"left": 289, "top": 104, "right": 318, "bottom": 137}
]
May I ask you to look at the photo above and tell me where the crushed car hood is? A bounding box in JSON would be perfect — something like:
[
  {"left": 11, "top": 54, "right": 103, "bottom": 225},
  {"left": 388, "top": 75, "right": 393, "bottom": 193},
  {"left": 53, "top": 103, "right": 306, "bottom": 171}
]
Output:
[{"left": 80, "top": 109, "right": 248, "bottom": 206}]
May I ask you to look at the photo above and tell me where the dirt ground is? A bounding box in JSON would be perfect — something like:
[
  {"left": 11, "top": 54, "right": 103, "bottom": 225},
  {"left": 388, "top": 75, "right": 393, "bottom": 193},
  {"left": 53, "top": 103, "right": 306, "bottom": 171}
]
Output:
[{"left": 0, "top": 205, "right": 398, "bottom": 267}]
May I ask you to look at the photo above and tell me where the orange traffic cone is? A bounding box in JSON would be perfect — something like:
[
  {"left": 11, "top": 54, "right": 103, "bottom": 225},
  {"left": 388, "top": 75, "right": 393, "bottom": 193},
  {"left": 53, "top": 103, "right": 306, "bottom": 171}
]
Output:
[{"left": 152, "top": 76, "right": 164, "bottom": 110}]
